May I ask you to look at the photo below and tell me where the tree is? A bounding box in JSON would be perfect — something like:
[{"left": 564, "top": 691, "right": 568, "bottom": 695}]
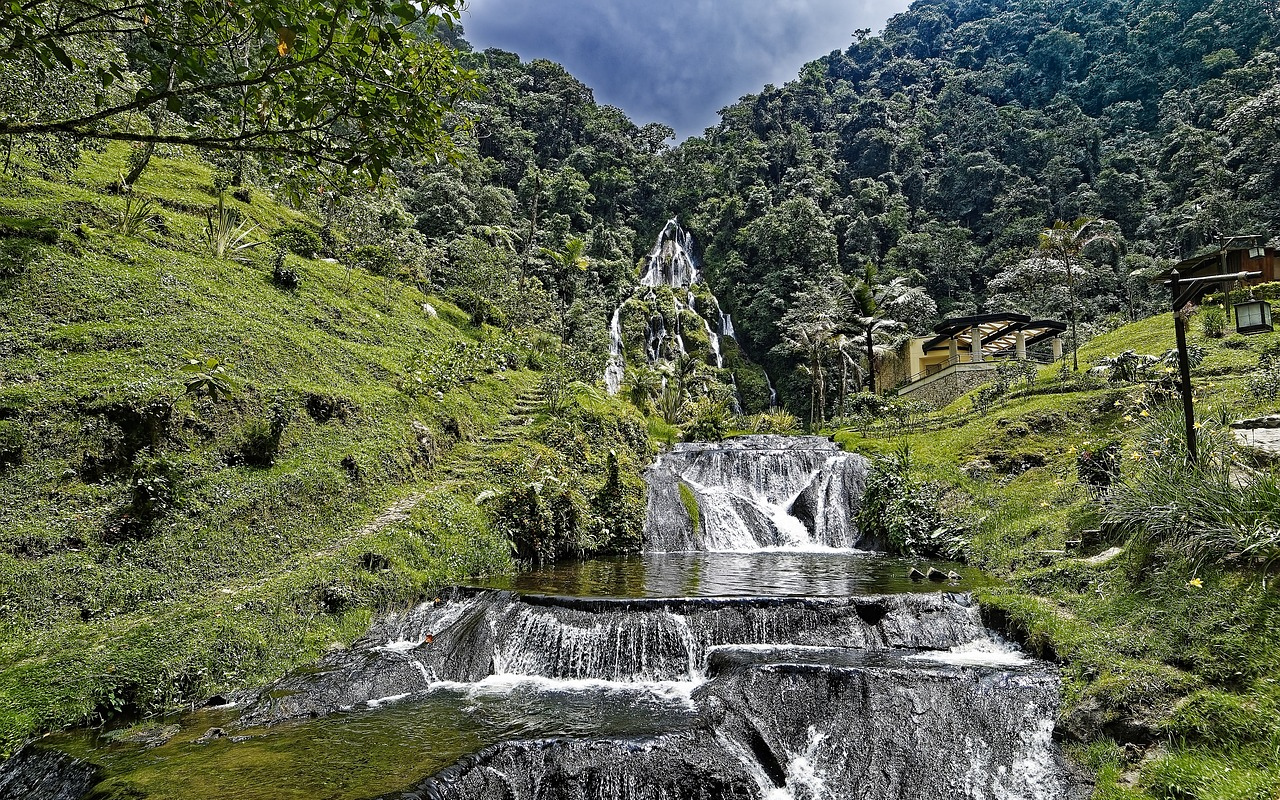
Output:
[
  {"left": 837, "top": 267, "right": 932, "bottom": 395},
  {"left": 1038, "top": 217, "right": 1119, "bottom": 371},
  {"left": 774, "top": 282, "right": 839, "bottom": 428},
  {"left": 0, "top": 0, "right": 477, "bottom": 181}
]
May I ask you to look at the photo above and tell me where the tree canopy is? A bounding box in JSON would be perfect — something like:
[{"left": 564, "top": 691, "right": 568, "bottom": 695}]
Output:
[{"left": 0, "top": 0, "right": 477, "bottom": 179}]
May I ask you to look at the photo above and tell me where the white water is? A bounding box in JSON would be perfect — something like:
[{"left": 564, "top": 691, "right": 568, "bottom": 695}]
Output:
[
  {"left": 645, "top": 437, "right": 869, "bottom": 552},
  {"left": 604, "top": 307, "right": 625, "bottom": 395},
  {"left": 603, "top": 219, "right": 743, "bottom": 393}
]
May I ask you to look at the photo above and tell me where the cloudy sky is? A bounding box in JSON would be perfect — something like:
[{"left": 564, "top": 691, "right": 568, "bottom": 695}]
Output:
[{"left": 461, "top": 0, "right": 913, "bottom": 140}]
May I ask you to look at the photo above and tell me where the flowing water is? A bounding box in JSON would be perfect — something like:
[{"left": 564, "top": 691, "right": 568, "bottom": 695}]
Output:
[
  {"left": 2, "top": 437, "right": 1088, "bottom": 800},
  {"left": 603, "top": 220, "right": 774, "bottom": 406}
]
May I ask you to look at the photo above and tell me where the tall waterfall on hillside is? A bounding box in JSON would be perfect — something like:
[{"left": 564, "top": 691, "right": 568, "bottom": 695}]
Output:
[{"left": 604, "top": 220, "right": 776, "bottom": 410}]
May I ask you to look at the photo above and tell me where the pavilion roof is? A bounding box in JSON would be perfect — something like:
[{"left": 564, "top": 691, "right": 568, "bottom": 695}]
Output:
[{"left": 920, "top": 313, "right": 1066, "bottom": 359}]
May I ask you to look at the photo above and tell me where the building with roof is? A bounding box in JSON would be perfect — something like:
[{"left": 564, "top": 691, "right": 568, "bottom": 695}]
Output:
[
  {"left": 896, "top": 313, "right": 1067, "bottom": 408},
  {"left": 1161, "top": 241, "right": 1278, "bottom": 289}
]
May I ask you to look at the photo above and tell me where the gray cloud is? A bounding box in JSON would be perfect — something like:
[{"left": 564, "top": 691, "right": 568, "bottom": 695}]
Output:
[{"left": 461, "top": 0, "right": 912, "bottom": 140}]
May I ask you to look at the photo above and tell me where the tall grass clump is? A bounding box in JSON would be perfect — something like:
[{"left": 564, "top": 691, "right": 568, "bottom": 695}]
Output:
[{"left": 1103, "top": 404, "right": 1280, "bottom": 568}]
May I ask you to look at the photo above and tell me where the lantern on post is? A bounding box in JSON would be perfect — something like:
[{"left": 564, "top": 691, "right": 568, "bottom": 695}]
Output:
[{"left": 1234, "top": 298, "right": 1273, "bottom": 335}]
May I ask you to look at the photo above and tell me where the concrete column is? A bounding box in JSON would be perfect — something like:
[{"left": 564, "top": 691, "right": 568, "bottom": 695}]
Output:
[
  {"left": 1015, "top": 330, "right": 1027, "bottom": 360},
  {"left": 948, "top": 338, "right": 959, "bottom": 366},
  {"left": 970, "top": 328, "right": 983, "bottom": 363},
  {"left": 1051, "top": 336, "right": 1063, "bottom": 361}
]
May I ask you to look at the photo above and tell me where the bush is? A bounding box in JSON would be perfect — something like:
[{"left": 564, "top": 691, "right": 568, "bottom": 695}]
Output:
[
  {"left": 237, "top": 398, "right": 290, "bottom": 468},
  {"left": 1076, "top": 441, "right": 1121, "bottom": 497},
  {"left": 0, "top": 420, "right": 24, "bottom": 468},
  {"left": 128, "top": 455, "right": 182, "bottom": 521},
  {"left": 270, "top": 248, "right": 300, "bottom": 290},
  {"left": 1103, "top": 405, "right": 1280, "bottom": 564},
  {"left": 1201, "top": 305, "right": 1227, "bottom": 338},
  {"left": 1099, "top": 350, "right": 1160, "bottom": 383},
  {"left": 746, "top": 410, "right": 801, "bottom": 435},
  {"left": 270, "top": 224, "right": 323, "bottom": 258},
  {"left": 680, "top": 399, "right": 731, "bottom": 442},
  {"left": 857, "top": 444, "right": 968, "bottom": 559},
  {"left": 348, "top": 244, "right": 395, "bottom": 277}
]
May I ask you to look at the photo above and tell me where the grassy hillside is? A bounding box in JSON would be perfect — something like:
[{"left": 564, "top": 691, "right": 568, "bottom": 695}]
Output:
[
  {"left": 839, "top": 315, "right": 1280, "bottom": 799},
  {"left": 0, "top": 148, "right": 650, "bottom": 753}
]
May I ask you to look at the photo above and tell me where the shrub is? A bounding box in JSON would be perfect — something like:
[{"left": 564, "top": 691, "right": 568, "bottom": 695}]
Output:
[
  {"left": 238, "top": 398, "right": 290, "bottom": 468},
  {"left": 971, "top": 381, "right": 1006, "bottom": 413},
  {"left": 348, "top": 244, "right": 395, "bottom": 277},
  {"left": 495, "top": 477, "right": 589, "bottom": 564},
  {"left": 1076, "top": 441, "right": 1121, "bottom": 497},
  {"left": 1103, "top": 405, "right": 1280, "bottom": 564},
  {"left": 1099, "top": 350, "right": 1159, "bottom": 383},
  {"left": 269, "top": 248, "right": 300, "bottom": 290},
  {"left": 270, "top": 224, "right": 323, "bottom": 258},
  {"left": 680, "top": 399, "right": 731, "bottom": 442},
  {"left": 180, "top": 353, "right": 239, "bottom": 402},
  {"left": 857, "top": 444, "right": 968, "bottom": 559},
  {"left": 128, "top": 455, "right": 182, "bottom": 521},
  {"left": 205, "top": 194, "right": 260, "bottom": 261},
  {"left": 746, "top": 410, "right": 801, "bottom": 435},
  {"left": 0, "top": 420, "right": 24, "bottom": 468},
  {"left": 1200, "top": 305, "right": 1227, "bottom": 338}
]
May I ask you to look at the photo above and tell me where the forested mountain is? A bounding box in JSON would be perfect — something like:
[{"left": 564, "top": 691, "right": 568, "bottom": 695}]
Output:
[
  {"left": 643, "top": 0, "right": 1280, "bottom": 407},
  {"left": 407, "top": 0, "right": 1280, "bottom": 414}
]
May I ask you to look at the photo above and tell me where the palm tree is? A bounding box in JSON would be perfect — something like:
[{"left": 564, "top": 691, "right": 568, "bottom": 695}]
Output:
[
  {"left": 779, "top": 321, "right": 835, "bottom": 428},
  {"left": 837, "top": 267, "right": 925, "bottom": 394},
  {"left": 1039, "top": 217, "right": 1119, "bottom": 371},
  {"left": 624, "top": 365, "right": 662, "bottom": 413}
]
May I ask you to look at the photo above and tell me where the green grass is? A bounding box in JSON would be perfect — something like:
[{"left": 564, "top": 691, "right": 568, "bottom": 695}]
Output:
[
  {"left": 0, "top": 146, "right": 652, "bottom": 753},
  {"left": 837, "top": 309, "right": 1280, "bottom": 800}
]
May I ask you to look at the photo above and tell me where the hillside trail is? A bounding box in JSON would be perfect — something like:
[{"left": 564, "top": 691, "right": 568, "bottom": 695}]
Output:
[{"left": 222, "top": 385, "right": 546, "bottom": 600}]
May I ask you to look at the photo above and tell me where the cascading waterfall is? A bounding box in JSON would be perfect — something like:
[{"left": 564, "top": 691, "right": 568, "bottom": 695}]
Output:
[
  {"left": 603, "top": 219, "right": 745, "bottom": 395},
  {"left": 604, "top": 308, "right": 625, "bottom": 396},
  {"left": 644, "top": 436, "right": 870, "bottom": 552},
  {"left": 9, "top": 372, "right": 1081, "bottom": 800}
]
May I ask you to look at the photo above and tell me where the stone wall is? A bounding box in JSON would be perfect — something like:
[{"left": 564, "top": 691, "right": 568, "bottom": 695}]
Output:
[{"left": 898, "top": 365, "right": 998, "bottom": 410}]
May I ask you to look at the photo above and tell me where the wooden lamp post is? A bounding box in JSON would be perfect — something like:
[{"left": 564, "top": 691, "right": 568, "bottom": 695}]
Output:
[{"left": 1164, "top": 269, "right": 1262, "bottom": 462}]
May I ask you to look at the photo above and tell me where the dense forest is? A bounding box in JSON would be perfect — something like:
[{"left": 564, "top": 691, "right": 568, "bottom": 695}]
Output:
[{"left": 366, "top": 0, "right": 1280, "bottom": 414}]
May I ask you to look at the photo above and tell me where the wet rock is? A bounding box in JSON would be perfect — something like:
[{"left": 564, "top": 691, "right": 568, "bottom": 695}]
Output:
[
  {"left": 239, "top": 590, "right": 991, "bottom": 725},
  {"left": 101, "top": 723, "right": 180, "bottom": 748},
  {"left": 392, "top": 734, "right": 758, "bottom": 800},
  {"left": 644, "top": 436, "right": 870, "bottom": 551},
  {"left": 0, "top": 746, "right": 97, "bottom": 800},
  {"left": 195, "top": 727, "right": 226, "bottom": 743},
  {"left": 926, "top": 567, "right": 948, "bottom": 582},
  {"left": 908, "top": 567, "right": 926, "bottom": 581},
  {"left": 320, "top": 586, "right": 352, "bottom": 614},
  {"left": 946, "top": 571, "right": 962, "bottom": 582}
]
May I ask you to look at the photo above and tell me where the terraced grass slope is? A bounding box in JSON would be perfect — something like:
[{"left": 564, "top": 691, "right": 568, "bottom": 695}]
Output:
[
  {"left": 839, "top": 314, "right": 1280, "bottom": 799},
  {"left": 0, "top": 148, "right": 648, "bottom": 753}
]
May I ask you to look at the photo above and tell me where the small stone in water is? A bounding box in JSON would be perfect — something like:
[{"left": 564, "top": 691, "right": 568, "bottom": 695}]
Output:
[
  {"left": 908, "top": 568, "right": 926, "bottom": 581},
  {"left": 926, "top": 567, "right": 947, "bottom": 582},
  {"left": 946, "top": 571, "right": 962, "bottom": 582}
]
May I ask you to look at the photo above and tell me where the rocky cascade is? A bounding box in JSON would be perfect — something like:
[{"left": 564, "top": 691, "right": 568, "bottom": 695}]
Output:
[
  {"left": 644, "top": 435, "right": 871, "bottom": 552},
  {"left": 3, "top": 436, "right": 1086, "bottom": 800},
  {"left": 603, "top": 220, "right": 773, "bottom": 413}
]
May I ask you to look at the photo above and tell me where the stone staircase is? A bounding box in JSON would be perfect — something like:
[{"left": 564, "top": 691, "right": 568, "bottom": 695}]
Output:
[{"left": 434, "top": 387, "right": 547, "bottom": 482}]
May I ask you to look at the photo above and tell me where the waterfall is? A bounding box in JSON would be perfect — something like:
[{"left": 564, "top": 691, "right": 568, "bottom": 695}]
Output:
[
  {"left": 603, "top": 219, "right": 760, "bottom": 397},
  {"left": 639, "top": 218, "right": 700, "bottom": 287},
  {"left": 220, "top": 588, "right": 1081, "bottom": 800},
  {"left": 765, "top": 372, "right": 778, "bottom": 410},
  {"left": 604, "top": 308, "right": 625, "bottom": 395},
  {"left": 19, "top": 433, "right": 1084, "bottom": 800},
  {"left": 643, "top": 436, "right": 866, "bottom": 553}
]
